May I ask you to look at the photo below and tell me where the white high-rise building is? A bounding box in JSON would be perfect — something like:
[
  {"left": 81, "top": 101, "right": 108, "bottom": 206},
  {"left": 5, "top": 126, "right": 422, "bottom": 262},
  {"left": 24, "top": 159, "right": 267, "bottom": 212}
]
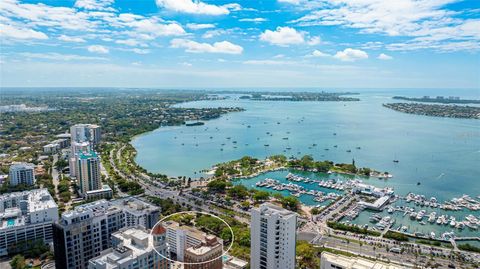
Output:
[
  {"left": 8, "top": 163, "right": 35, "bottom": 186},
  {"left": 164, "top": 220, "right": 210, "bottom": 262},
  {"left": 250, "top": 203, "right": 297, "bottom": 269},
  {"left": 69, "top": 124, "right": 101, "bottom": 178},
  {"left": 0, "top": 189, "right": 58, "bottom": 256},
  {"left": 76, "top": 150, "right": 101, "bottom": 194},
  {"left": 88, "top": 227, "right": 170, "bottom": 269},
  {"left": 70, "top": 124, "right": 101, "bottom": 145}
]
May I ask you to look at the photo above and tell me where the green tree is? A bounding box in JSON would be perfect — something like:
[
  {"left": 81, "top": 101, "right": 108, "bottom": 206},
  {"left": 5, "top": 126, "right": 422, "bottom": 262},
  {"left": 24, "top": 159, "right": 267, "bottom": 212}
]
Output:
[
  {"left": 227, "top": 185, "right": 249, "bottom": 199},
  {"left": 280, "top": 196, "right": 299, "bottom": 211},
  {"left": 207, "top": 180, "right": 231, "bottom": 193},
  {"left": 296, "top": 241, "right": 319, "bottom": 269},
  {"left": 10, "top": 254, "right": 26, "bottom": 269},
  {"left": 253, "top": 190, "right": 270, "bottom": 202}
]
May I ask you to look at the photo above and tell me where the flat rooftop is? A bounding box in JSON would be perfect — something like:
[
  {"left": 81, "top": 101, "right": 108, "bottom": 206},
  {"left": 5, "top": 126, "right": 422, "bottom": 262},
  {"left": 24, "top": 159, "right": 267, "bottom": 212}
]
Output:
[
  {"left": 321, "top": 252, "right": 406, "bottom": 269},
  {"left": 0, "top": 189, "right": 57, "bottom": 229},
  {"left": 258, "top": 202, "right": 297, "bottom": 217}
]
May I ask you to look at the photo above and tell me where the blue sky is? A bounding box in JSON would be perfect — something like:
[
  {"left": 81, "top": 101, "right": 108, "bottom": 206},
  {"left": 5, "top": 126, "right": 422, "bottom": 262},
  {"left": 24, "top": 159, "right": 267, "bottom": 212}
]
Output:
[{"left": 0, "top": 0, "right": 479, "bottom": 89}]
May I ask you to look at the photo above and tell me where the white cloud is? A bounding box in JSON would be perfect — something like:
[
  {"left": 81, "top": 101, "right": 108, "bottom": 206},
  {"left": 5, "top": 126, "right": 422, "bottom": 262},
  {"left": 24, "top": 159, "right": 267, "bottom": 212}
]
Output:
[
  {"left": 223, "top": 3, "right": 242, "bottom": 11},
  {"left": 239, "top": 17, "right": 267, "bottom": 22},
  {"left": 88, "top": 45, "right": 109, "bottom": 54},
  {"left": 180, "top": 62, "right": 192, "bottom": 67},
  {"left": 378, "top": 53, "right": 393, "bottom": 60},
  {"left": 333, "top": 48, "right": 368, "bottom": 62},
  {"left": 74, "top": 0, "right": 114, "bottom": 11},
  {"left": 115, "top": 39, "right": 147, "bottom": 47},
  {"left": 260, "top": 27, "right": 319, "bottom": 47},
  {"left": 124, "top": 18, "right": 186, "bottom": 38},
  {"left": 58, "top": 34, "right": 85, "bottom": 43},
  {"left": 311, "top": 50, "right": 330, "bottom": 57},
  {"left": 0, "top": 0, "right": 95, "bottom": 31},
  {"left": 291, "top": 0, "right": 480, "bottom": 52},
  {"left": 156, "top": 0, "right": 234, "bottom": 15},
  {"left": 260, "top": 27, "right": 303, "bottom": 46},
  {"left": 131, "top": 48, "right": 150, "bottom": 54},
  {"left": 0, "top": 23, "right": 48, "bottom": 40},
  {"left": 278, "top": 0, "right": 301, "bottom": 4},
  {"left": 186, "top": 23, "right": 215, "bottom": 30},
  {"left": 202, "top": 29, "right": 228, "bottom": 39},
  {"left": 307, "top": 36, "right": 321, "bottom": 45},
  {"left": 170, "top": 39, "right": 243, "bottom": 54},
  {"left": 20, "top": 52, "right": 107, "bottom": 61}
]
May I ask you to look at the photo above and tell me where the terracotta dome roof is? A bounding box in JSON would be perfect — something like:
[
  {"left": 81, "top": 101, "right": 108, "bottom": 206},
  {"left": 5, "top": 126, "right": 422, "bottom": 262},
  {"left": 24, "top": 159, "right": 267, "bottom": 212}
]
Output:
[{"left": 152, "top": 224, "right": 166, "bottom": 235}]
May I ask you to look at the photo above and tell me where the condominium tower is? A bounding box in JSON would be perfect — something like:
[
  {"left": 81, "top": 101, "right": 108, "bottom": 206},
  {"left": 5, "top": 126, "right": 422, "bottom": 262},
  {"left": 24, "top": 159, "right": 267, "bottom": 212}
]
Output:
[
  {"left": 250, "top": 203, "right": 297, "bottom": 269},
  {"left": 53, "top": 198, "right": 160, "bottom": 269},
  {"left": 8, "top": 163, "right": 35, "bottom": 186}
]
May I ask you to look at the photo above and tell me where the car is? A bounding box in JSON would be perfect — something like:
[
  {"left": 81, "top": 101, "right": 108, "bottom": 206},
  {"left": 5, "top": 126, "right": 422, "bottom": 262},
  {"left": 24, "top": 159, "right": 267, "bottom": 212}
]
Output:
[{"left": 389, "top": 247, "right": 402, "bottom": 254}]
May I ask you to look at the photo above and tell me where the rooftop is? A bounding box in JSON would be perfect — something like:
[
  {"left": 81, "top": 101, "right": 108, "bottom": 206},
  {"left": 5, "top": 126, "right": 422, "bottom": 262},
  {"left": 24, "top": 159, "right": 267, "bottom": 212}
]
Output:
[
  {"left": 89, "top": 228, "right": 156, "bottom": 268},
  {"left": 164, "top": 220, "right": 210, "bottom": 242},
  {"left": 0, "top": 189, "right": 57, "bottom": 229},
  {"left": 258, "top": 202, "right": 296, "bottom": 218},
  {"left": 9, "top": 163, "right": 34, "bottom": 171},
  {"left": 78, "top": 150, "right": 99, "bottom": 159},
  {"left": 321, "top": 252, "right": 407, "bottom": 269}
]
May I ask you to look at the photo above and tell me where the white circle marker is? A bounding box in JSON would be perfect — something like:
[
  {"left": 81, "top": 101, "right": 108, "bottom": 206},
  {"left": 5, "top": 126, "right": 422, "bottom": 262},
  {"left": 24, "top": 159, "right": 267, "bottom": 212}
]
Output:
[{"left": 150, "top": 210, "right": 235, "bottom": 265}]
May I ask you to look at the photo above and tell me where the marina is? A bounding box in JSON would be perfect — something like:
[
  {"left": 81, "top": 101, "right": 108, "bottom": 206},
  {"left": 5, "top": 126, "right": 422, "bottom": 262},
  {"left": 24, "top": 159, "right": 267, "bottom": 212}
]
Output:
[{"left": 234, "top": 169, "right": 480, "bottom": 242}]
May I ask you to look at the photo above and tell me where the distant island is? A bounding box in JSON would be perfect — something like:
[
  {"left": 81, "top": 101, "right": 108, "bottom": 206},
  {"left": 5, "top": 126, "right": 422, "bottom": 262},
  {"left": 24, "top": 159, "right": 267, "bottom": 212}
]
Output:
[
  {"left": 393, "top": 95, "right": 480, "bottom": 104},
  {"left": 384, "top": 103, "right": 480, "bottom": 119},
  {"left": 235, "top": 91, "right": 359, "bottom": 102},
  {"left": 185, "top": 121, "right": 205, "bottom": 126}
]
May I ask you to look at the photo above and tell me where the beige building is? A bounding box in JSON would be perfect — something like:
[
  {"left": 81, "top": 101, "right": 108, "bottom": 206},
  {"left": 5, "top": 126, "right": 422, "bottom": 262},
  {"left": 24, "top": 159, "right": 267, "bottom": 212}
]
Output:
[
  {"left": 164, "top": 221, "right": 223, "bottom": 262},
  {"left": 184, "top": 235, "right": 223, "bottom": 269},
  {"left": 320, "top": 252, "right": 410, "bottom": 269}
]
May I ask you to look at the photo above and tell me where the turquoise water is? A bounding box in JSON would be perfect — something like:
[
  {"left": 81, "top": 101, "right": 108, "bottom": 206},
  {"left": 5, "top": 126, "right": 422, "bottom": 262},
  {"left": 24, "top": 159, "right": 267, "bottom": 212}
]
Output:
[
  {"left": 132, "top": 89, "right": 479, "bottom": 238},
  {"left": 231, "top": 169, "right": 344, "bottom": 206},
  {"left": 7, "top": 219, "right": 14, "bottom": 227}
]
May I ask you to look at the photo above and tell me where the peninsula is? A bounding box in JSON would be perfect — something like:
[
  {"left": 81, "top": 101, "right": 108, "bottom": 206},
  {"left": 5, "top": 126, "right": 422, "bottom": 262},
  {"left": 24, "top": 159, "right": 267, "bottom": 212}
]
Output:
[
  {"left": 235, "top": 91, "right": 359, "bottom": 101},
  {"left": 383, "top": 103, "right": 480, "bottom": 119},
  {"left": 393, "top": 95, "right": 480, "bottom": 104},
  {"left": 210, "top": 155, "right": 391, "bottom": 180}
]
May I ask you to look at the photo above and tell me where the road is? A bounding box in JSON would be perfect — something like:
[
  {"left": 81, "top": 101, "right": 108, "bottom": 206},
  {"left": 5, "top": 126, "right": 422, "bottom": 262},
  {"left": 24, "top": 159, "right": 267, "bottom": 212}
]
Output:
[
  {"left": 108, "top": 144, "right": 249, "bottom": 224},
  {"left": 51, "top": 154, "right": 60, "bottom": 199}
]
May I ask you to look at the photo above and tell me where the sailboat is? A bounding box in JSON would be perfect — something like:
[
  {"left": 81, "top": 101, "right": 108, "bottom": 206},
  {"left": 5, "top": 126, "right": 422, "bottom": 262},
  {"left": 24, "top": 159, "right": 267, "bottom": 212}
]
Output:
[{"left": 393, "top": 153, "right": 399, "bottom": 163}]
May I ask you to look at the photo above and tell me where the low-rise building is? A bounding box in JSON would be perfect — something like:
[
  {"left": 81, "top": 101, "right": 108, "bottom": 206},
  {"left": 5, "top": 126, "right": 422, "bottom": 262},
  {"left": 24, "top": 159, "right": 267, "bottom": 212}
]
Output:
[
  {"left": 43, "top": 143, "right": 60, "bottom": 154},
  {"left": 352, "top": 183, "right": 394, "bottom": 197},
  {"left": 223, "top": 256, "right": 248, "bottom": 269},
  {"left": 320, "top": 252, "right": 408, "bottom": 269},
  {"left": 0, "top": 189, "right": 58, "bottom": 256},
  {"left": 88, "top": 227, "right": 170, "bottom": 269},
  {"left": 84, "top": 184, "right": 113, "bottom": 201}
]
